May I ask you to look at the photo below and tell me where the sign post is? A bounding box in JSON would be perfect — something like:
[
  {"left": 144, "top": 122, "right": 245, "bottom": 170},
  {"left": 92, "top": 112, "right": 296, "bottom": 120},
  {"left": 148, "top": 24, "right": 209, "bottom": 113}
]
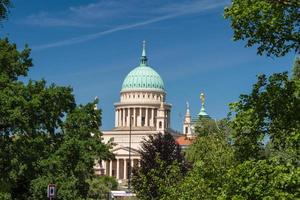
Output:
[{"left": 47, "top": 184, "right": 56, "bottom": 200}]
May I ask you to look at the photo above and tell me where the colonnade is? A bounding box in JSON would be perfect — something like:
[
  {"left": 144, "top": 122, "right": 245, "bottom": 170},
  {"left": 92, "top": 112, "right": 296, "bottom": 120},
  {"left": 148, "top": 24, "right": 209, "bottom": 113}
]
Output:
[
  {"left": 115, "top": 107, "right": 158, "bottom": 127},
  {"left": 106, "top": 158, "right": 140, "bottom": 180}
]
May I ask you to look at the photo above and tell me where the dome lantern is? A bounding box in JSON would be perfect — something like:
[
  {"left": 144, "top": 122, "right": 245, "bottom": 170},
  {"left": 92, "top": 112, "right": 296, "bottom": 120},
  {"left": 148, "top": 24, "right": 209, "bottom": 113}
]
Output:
[{"left": 140, "top": 40, "right": 148, "bottom": 66}]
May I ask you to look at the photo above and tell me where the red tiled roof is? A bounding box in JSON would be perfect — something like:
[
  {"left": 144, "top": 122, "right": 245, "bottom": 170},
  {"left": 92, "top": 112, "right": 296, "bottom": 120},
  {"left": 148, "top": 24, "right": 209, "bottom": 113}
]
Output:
[{"left": 176, "top": 136, "right": 195, "bottom": 146}]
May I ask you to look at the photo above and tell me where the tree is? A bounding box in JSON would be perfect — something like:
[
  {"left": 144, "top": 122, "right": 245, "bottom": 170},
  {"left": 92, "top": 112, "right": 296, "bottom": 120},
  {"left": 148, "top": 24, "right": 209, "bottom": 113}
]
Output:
[
  {"left": 162, "top": 121, "right": 234, "bottom": 200},
  {"left": 224, "top": 0, "right": 300, "bottom": 57},
  {"left": 292, "top": 56, "right": 300, "bottom": 81},
  {"left": 194, "top": 118, "right": 219, "bottom": 136},
  {"left": 0, "top": 0, "right": 11, "bottom": 22},
  {"left": 220, "top": 158, "right": 300, "bottom": 199},
  {"left": 131, "top": 132, "right": 188, "bottom": 200},
  {"left": 229, "top": 72, "right": 300, "bottom": 162},
  {"left": 0, "top": 38, "right": 114, "bottom": 199},
  {"left": 194, "top": 118, "right": 232, "bottom": 140},
  {"left": 29, "top": 101, "right": 114, "bottom": 199},
  {"left": 221, "top": 70, "right": 300, "bottom": 199},
  {"left": 87, "top": 176, "right": 118, "bottom": 200}
]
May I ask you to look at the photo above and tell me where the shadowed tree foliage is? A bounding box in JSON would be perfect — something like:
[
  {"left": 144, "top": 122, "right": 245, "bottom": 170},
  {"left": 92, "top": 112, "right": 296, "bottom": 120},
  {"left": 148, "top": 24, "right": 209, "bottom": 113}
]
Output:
[
  {"left": 0, "top": 0, "right": 11, "bottom": 22},
  {"left": 293, "top": 56, "right": 300, "bottom": 78},
  {"left": 224, "top": 0, "right": 300, "bottom": 57},
  {"left": 132, "top": 132, "right": 189, "bottom": 200}
]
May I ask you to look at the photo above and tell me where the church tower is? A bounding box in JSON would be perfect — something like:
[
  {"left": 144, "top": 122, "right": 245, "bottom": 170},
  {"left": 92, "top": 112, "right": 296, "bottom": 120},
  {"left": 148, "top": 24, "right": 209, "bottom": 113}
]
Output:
[{"left": 183, "top": 102, "right": 192, "bottom": 138}]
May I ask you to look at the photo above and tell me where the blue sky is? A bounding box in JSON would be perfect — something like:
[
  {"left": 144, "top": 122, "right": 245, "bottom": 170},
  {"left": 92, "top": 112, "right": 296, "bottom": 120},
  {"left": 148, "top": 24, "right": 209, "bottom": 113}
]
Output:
[{"left": 1, "top": 0, "right": 296, "bottom": 131}]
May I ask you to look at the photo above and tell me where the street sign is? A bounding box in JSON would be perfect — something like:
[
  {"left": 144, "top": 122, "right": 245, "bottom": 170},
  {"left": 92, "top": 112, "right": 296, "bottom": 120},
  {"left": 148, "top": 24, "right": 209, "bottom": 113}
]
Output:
[{"left": 47, "top": 184, "right": 56, "bottom": 199}]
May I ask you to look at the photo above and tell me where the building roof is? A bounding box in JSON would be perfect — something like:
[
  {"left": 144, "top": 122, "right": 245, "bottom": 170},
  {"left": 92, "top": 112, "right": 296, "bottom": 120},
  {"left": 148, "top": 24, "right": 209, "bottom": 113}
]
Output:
[
  {"left": 121, "top": 41, "right": 165, "bottom": 92},
  {"left": 176, "top": 136, "right": 194, "bottom": 146}
]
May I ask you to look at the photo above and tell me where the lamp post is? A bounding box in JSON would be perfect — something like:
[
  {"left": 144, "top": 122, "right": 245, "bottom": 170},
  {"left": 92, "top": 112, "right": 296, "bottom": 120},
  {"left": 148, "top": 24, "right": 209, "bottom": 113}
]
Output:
[{"left": 128, "top": 114, "right": 132, "bottom": 191}]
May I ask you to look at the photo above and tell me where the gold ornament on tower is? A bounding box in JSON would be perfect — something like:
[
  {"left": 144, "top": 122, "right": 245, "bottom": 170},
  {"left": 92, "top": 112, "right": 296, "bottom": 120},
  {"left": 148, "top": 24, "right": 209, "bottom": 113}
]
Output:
[{"left": 200, "top": 92, "right": 205, "bottom": 106}]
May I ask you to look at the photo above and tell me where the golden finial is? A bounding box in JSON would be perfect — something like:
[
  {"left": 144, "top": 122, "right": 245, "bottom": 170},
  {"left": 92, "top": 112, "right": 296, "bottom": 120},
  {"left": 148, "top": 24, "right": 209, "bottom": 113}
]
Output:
[{"left": 200, "top": 92, "right": 205, "bottom": 107}]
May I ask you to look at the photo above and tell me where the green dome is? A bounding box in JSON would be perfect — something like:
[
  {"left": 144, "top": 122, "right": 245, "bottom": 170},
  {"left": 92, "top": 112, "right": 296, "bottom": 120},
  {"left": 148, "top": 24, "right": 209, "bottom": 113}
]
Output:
[
  {"left": 121, "top": 64, "right": 165, "bottom": 92},
  {"left": 121, "top": 41, "right": 165, "bottom": 92}
]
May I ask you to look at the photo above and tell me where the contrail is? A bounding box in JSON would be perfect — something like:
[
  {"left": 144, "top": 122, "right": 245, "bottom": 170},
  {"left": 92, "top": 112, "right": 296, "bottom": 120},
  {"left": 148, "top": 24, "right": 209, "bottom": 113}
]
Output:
[{"left": 33, "top": 1, "right": 226, "bottom": 51}]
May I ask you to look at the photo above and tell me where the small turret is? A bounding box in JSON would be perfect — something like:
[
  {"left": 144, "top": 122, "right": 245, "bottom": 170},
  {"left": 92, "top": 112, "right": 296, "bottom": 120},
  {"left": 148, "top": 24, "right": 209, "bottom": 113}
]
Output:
[
  {"left": 183, "top": 101, "right": 192, "bottom": 138},
  {"left": 156, "top": 94, "right": 166, "bottom": 132}
]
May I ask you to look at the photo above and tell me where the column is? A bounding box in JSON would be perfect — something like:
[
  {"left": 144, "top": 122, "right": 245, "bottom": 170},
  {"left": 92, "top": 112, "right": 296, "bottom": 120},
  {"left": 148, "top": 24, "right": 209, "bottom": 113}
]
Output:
[
  {"left": 116, "top": 159, "right": 120, "bottom": 179},
  {"left": 128, "top": 108, "right": 131, "bottom": 127},
  {"left": 138, "top": 107, "right": 142, "bottom": 126},
  {"left": 118, "top": 109, "right": 122, "bottom": 126},
  {"left": 151, "top": 108, "right": 154, "bottom": 126},
  {"left": 122, "top": 108, "right": 125, "bottom": 127},
  {"left": 115, "top": 110, "right": 118, "bottom": 127},
  {"left": 133, "top": 107, "right": 136, "bottom": 127},
  {"left": 119, "top": 109, "right": 122, "bottom": 126},
  {"left": 109, "top": 161, "right": 113, "bottom": 176},
  {"left": 124, "top": 159, "right": 127, "bottom": 180},
  {"left": 145, "top": 108, "right": 149, "bottom": 127}
]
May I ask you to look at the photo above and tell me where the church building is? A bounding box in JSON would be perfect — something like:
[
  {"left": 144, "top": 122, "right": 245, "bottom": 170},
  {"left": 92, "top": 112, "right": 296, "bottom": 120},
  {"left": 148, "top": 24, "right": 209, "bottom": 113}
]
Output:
[{"left": 94, "top": 42, "right": 210, "bottom": 182}]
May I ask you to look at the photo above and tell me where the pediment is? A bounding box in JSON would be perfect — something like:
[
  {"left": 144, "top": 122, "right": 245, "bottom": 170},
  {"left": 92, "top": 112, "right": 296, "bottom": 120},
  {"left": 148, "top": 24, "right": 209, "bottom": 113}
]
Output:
[{"left": 112, "top": 146, "right": 140, "bottom": 156}]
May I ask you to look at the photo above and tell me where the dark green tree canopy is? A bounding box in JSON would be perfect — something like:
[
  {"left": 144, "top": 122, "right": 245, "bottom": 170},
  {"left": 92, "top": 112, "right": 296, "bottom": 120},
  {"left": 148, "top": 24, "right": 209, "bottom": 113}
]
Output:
[
  {"left": 292, "top": 56, "right": 300, "bottom": 80},
  {"left": 225, "top": 0, "right": 300, "bottom": 57},
  {"left": 0, "top": 0, "right": 11, "bottom": 22},
  {"left": 132, "top": 132, "right": 189, "bottom": 200},
  {"left": 0, "top": 38, "right": 32, "bottom": 81}
]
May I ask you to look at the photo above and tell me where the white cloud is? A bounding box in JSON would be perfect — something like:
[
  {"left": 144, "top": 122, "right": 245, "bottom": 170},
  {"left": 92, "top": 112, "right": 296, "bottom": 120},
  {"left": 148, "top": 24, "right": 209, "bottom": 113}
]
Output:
[
  {"left": 22, "top": 12, "right": 92, "bottom": 27},
  {"left": 20, "top": 0, "right": 133, "bottom": 27},
  {"left": 32, "top": 0, "right": 228, "bottom": 50}
]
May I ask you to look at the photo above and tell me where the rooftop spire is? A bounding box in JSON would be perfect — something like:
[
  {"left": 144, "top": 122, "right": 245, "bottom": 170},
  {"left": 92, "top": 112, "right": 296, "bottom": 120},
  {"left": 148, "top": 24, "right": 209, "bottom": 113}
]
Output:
[
  {"left": 186, "top": 101, "right": 190, "bottom": 117},
  {"left": 140, "top": 40, "right": 148, "bottom": 66},
  {"left": 198, "top": 92, "right": 210, "bottom": 118}
]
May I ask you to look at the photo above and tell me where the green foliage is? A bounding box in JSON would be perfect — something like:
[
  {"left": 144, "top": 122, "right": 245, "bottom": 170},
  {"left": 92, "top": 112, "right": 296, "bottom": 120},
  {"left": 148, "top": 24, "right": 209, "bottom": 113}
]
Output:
[
  {"left": 168, "top": 134, "right": 235, "bottom": 200},
  {"left": 185, "top": 132, "right": 234, "bottom": 168},
  {"left": 194, "top": 117, "right": 218, "bottom": 136},
  {"left": 0, "top": 38, "right": 114, "bottom": 199},
  {"left": 0, "top": 38, "right": 32, "bottom": 81},
  {"left": 194, "top": 118, "right": 232, "bottom": 140},
  {"left": 0, "top": 0, "right": 11, "bottom": 22},
  {"left": 0, "top": 192, "right": 11, "bottom": 200},
  {"left": 224, "top": 0, "right": 300, "bottom": 57},
  {"left": 165, "top": 69, "right": 300, "bottom": 199},
  {"left": 229, "top": 72, "right": 300, "bottom": 162},
  {"left": 292, "top": 56, "right": 300, "bottom": 97},
  {"left": 292, "top": 56, "right": 300, "bottom": 80},
  {"left": 87, "top": 176, "right": 118, "bottom": 200},
  {"left": 220, "top": 158, "right": 300, "bottom": 200},
  {"left": 132, "top": 132, "right": 188, "bottom": 200}
]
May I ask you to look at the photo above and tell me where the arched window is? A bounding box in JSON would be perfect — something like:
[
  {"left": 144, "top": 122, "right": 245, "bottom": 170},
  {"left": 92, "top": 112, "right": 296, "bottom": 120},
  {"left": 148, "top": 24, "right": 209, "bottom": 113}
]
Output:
[
  {"left": 185, "top": 127, "right": 188, "bottom": 134},
  {"left": 159, "top": 121, "right": 162, "bottom": 128}
]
